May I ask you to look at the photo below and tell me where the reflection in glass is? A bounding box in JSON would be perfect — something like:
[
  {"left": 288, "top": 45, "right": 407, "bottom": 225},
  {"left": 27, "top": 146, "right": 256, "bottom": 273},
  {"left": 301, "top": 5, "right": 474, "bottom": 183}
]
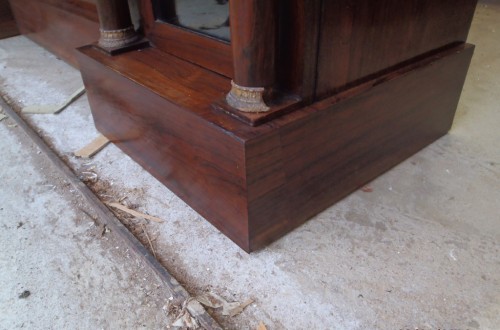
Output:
[{"left": 156, "top": 0, "right": 230, "bottom": 41}]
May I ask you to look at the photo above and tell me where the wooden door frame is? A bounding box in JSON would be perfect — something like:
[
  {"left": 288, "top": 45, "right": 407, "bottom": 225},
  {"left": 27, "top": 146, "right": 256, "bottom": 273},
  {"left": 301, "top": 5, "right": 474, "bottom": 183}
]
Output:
[{"left": 139, "top": 0, "right": 233, "bottom": 78}]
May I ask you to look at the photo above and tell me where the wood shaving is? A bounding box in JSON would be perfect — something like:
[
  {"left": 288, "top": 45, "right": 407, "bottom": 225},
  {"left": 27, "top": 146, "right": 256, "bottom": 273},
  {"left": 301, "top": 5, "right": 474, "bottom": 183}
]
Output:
[{"left": 106, "top": 202, "right": 164, "bottom": 223}]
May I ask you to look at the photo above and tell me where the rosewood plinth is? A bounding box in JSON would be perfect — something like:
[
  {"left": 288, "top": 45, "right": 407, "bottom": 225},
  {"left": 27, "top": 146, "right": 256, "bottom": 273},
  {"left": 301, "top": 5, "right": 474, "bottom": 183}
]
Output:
[{"left": 77, "top": 43, "right": 474, "bottom": 252}]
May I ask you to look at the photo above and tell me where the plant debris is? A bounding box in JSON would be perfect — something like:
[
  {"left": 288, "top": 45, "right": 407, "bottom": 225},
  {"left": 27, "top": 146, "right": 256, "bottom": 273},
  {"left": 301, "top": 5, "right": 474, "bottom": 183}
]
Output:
[
  {"left": 141, "top": 223, "right": 157, "bottom": 258},
  {"left": 106, "top": 202, "right": 164, "bottom": 223},
  {"left": 196, "top": 292, "right": 254, "bottom": 317},
  {"left": 165, "top": 299, "right": 200, "bottom": 329},
  {"left": 80, "top": 171, "right": 98, "bottom": 183},
  {"left": 256, "top": 321, "right": 267, "bottom": 330},
  {"left": 361, "top": 185, "right": 373, "bottom": 193}
]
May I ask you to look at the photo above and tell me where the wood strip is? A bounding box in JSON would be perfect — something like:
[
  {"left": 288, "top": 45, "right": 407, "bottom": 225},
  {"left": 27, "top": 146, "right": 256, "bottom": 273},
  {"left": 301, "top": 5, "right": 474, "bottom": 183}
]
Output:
[
  {"left": 22, "top": 86, "right": 86, "bottom": 114},
  {"left": 74, "top": 134, "right": 109, "bottom": 158},
  {"left": 0, "top": 97, "right": 223, "bottom": 330}
]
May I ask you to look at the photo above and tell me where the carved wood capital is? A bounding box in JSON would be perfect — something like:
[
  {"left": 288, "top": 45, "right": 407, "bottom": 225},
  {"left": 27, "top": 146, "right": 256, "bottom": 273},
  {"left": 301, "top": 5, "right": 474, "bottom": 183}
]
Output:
[{"left": 226, "top": 81, "right": 270, "bottom": 113}]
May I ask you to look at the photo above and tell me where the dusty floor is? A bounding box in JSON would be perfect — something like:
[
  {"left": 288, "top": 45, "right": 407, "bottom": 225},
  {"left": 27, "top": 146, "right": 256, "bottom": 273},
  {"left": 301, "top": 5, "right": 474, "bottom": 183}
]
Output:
[
  {"left": 0, "top": 115, "right": 172, "bottom": 328},
  {"left": 1, "top": 1, "right": 499, "bottom": 329}
]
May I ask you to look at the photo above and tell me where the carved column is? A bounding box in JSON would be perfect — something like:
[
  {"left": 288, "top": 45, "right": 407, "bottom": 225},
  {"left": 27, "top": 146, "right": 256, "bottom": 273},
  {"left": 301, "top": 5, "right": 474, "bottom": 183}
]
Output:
[
  {"left": 95, "top": 0, "right": 147, "bottom": 54},
  {"left": 226, "top": 0, "right": 278, "bottom": 112}
]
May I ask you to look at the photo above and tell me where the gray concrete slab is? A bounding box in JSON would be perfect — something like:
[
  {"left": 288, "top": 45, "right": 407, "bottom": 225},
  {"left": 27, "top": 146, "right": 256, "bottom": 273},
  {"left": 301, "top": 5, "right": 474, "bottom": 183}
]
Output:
[
  {"left": 0, "top": 1, "right": 499, "bottom": 329},
  {"left": 0, "top": 112, "right": 172, "bottom": 328}
]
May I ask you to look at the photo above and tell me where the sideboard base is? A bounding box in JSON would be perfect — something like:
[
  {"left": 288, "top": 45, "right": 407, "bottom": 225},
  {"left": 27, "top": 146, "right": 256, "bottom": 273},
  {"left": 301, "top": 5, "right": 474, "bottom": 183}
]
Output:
[{"left": 77, "top": 43, "right": 474, "bottom": 252}]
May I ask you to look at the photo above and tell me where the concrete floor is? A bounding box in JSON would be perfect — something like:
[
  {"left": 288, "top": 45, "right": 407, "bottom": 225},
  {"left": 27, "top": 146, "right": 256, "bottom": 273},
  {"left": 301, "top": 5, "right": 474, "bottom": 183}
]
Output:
[
  {"left": 0, "top": 115, "right": 172, "bottom": 328},
  {"left": 1, "top": 1, "right": 499, "bottom": 329}
]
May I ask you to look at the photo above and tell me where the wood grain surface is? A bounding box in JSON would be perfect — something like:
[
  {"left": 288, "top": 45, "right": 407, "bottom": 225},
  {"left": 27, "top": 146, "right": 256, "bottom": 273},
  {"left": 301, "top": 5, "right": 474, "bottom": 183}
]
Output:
[
  {"left": 77, "top": 43, "right": 474, "bottom": 251},
  {"left": 140, "top": 0, "right": 233, "bottom": 78},
  {"left": 229, "top": 0, "right": 277, "bottom": 88},
  {"left": 316, "top": 0, "right": 478, "bottom": 98}
]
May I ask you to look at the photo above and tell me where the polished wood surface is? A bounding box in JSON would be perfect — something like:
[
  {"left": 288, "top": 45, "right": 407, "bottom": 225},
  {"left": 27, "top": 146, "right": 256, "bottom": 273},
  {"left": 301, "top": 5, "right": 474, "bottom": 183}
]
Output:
[
  {"left": 8, "top": 0, "right": 478, "bottom": 96},
  {"left": 277, "top": 0, "right": 322, "bottom": 101},
  {"left": 140, "top": 0, "right": 233, "bottom": 78},
  {"left": 77, "top": 42, "right": 474, "bottom": 251},
  {"left": 77, "top": 45, "right": 250, "bottom": 248},
  {"left": 9, "top": 0, "right": 99, "bottom": 66},
  {"left": 248, "top": 45, "right": 474, "bottom": 250},
  {"left": 95, "top": 0, "right": 131, "bottom": 31},
  {"left": 316, "top": 0, "right": 478, "bottom": 97},
  {"left": 230, "top": 0, "right": 277, "bottom": 88}
]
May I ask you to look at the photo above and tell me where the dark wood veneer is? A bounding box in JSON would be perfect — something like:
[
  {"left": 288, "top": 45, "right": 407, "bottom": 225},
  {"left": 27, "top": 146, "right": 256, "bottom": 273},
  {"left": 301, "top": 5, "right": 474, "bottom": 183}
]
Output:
[
  {"left": 77, "top": 43, "right": 474, "bottom": 252},
  {"left": 78, "top": 46, "right": 249, "bottom": 248},
  {"left": 229, "top": 0, "right": 277, "bottom": 88},
  {"left": 250, "top": 45, "right": 474, "bottom": 249},
  {"left": 276, "top": 0, "right": 322, "bottom": 101},
  {"left": 316, "top": 0, "right": 478, "bottom": 97}
]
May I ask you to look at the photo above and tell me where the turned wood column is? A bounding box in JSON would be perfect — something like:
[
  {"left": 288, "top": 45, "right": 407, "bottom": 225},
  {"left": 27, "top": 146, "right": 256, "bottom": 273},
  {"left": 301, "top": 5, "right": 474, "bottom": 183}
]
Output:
[
  {"left": 95, "top": 0, "right": 144, "bottom": 53},
  {"left": 226, "top": 0, "right": 278, "bottom": 112}
]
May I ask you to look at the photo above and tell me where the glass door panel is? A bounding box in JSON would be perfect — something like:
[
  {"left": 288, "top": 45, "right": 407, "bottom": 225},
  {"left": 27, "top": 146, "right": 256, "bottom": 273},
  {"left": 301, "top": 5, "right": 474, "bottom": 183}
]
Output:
[{"left": 154, "top": 0, "right": 230, "bottom": 41}]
